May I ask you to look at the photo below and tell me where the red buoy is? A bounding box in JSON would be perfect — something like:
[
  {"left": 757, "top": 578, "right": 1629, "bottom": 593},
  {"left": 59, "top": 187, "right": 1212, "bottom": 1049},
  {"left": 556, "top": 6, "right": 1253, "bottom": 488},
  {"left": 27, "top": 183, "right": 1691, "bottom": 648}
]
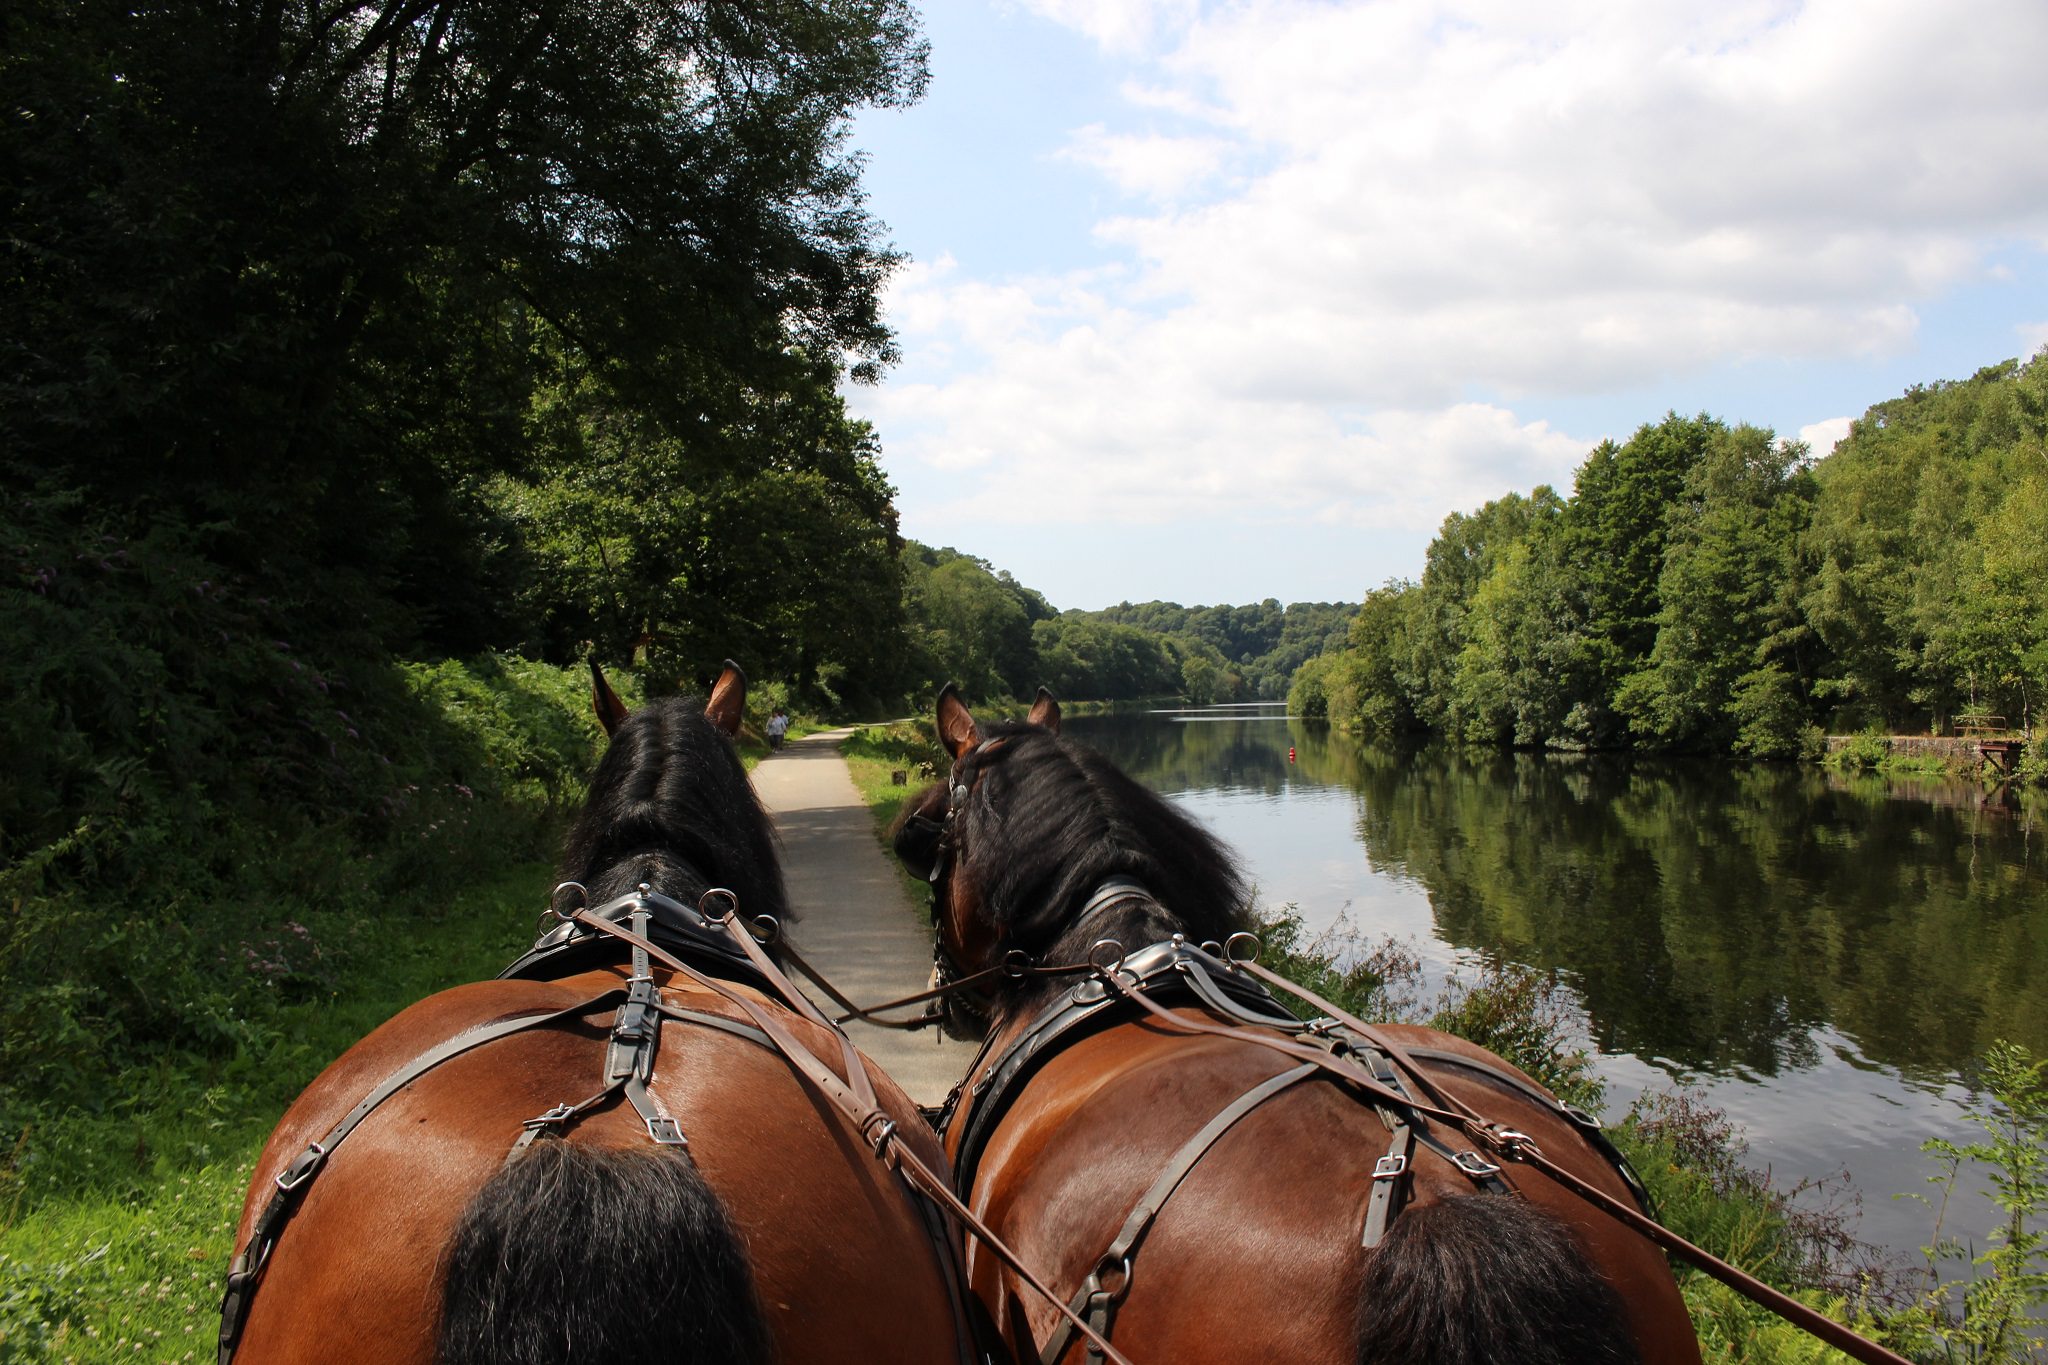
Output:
[{"left": 1288, "top": 746, "right": 1296, "bottom": 764}]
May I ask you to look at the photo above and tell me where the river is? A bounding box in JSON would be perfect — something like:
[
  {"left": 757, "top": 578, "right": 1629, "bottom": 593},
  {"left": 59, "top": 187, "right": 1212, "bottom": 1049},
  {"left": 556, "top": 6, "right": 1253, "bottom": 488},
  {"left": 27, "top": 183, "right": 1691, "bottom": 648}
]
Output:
[{"left": 1060, "top": 702, "right": 2047, "bottom": 1271}]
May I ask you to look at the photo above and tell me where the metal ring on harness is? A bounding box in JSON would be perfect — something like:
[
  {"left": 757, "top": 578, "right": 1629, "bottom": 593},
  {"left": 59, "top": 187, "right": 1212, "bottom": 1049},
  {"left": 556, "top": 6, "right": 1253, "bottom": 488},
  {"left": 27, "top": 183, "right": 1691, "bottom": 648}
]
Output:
[
  {"left": 1223, "top": 931, "right": 1261, "bottom": 966},
  {"left": 1002, "top": 948, "right": 1034, "bottom": 978},
  {"left": 1087, "top": 939, "right": 1128, "bottom": 975},
  {"left": 748, "top": 914, "right": 781, "bottom": 945},
  {"left": 698, "top": 887, "right": 740, "bottom": 923},
  {"left": 549, "top": 881, "right": 589, "bottom": 922},
  {"left": 1092, "top": 1254, "right": 1133, "bottom": 1302}
]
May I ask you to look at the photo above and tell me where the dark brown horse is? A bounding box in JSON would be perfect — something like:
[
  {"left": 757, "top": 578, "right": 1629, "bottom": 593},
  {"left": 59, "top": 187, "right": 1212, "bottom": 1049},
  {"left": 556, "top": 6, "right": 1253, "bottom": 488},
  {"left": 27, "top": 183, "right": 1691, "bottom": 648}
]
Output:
[
  {"left": 222, "top": 663, "right": 971, "bottom": 1365},
  {"left": 894, "top": 688, "right": 1704, "bottom": 1365}
]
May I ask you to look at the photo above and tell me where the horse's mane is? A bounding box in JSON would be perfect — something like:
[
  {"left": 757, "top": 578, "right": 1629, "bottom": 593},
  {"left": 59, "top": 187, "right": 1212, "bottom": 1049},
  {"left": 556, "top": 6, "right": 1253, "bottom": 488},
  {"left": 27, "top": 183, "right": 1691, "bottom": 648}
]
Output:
[
  {"left": 558, "top": 697, "right": 788, "bottom": 922},
  {"left": 928, "top": 720, "right": 1251, "bottom": 1006}
]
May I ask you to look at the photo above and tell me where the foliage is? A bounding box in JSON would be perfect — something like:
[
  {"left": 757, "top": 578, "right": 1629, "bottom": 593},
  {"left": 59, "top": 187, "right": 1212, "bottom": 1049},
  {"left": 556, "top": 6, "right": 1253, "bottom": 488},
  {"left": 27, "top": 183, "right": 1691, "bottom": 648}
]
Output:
[
  {"left": 1252, "top": 909, "right": 1425, "bottom": 1024},
  {"left": 897, "top": 546, "right": 1054, "bottom": 703},
  {"left": 0, "top": 545, "right": 602, "bottom": 1207},
  {"left": 1895, "top": 1041, "right": 2048, "bottom": 1362},
  {"left": 4, "top": 0, "right": 927, "bottom": 705},
  {"left": 0, "top": 861, "right": 545, "bottom": 1358},
  {"left": 1082, "top": 599, "right": 1360, "bottom": 701},
  {"left": 1827, "top": 727, "right": 1895, "bottom": 772},
  {"left": 1300, "top": 356, "right": 2048, "bottom": 772}
]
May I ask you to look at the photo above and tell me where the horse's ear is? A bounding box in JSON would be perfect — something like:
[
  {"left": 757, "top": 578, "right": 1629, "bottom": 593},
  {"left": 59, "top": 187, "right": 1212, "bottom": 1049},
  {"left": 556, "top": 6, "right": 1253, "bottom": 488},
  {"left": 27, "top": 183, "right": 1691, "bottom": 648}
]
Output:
[
  {"left": 1027, "top": 686, "right": 1061, "bottom": 734},
  {"left": 704, "top": 659, "right": 746, "bottom": 738},
  {"left": 935, "top": 683, "right": 981, "bottom": 761},
  {"left": 591, "top": 660, "right": 629, "bottom": 738}
]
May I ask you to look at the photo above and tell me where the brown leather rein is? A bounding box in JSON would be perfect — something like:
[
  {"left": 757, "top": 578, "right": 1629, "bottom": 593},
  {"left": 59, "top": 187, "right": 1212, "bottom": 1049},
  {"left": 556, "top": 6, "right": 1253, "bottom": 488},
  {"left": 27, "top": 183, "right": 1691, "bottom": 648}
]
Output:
[{"left": 846, "top": 927, "right": 1913, "bottom": 1365}]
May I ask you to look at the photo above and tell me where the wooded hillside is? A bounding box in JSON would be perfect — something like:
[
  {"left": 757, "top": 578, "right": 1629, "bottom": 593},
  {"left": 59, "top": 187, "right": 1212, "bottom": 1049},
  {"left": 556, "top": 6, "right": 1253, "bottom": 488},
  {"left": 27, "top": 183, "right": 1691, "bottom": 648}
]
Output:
[{"left": 1293, "top": 357, "right": 2048, "bottom": 757}]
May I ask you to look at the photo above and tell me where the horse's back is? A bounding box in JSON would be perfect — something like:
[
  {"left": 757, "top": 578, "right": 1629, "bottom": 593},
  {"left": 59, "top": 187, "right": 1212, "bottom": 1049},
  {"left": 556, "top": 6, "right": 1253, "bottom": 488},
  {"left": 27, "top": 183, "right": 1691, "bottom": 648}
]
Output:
[
  {"left": 236, "top": 971, "right": 963, "bottom": 1364},
  {"left": 966, "top": 1014, "right": 1699, "bottom": 1365}
]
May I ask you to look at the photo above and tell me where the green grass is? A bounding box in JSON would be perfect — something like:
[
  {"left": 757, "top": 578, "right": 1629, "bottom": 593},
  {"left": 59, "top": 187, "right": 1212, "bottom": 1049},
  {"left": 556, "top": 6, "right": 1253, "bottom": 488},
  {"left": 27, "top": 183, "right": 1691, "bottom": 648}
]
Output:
[
  {"left": 0, "top": 859, "right": 547, "bottom": 1362},
  {"left": 839, "top": 722, "right": 945, "bottom": 911}
]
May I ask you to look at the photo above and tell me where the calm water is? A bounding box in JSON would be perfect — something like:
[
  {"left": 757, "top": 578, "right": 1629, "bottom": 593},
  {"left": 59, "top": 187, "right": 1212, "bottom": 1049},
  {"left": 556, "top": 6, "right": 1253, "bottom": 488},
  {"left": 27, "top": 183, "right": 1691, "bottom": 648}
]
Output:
[{"left": 1062, "top": 704, "right": 2048, "bottom": 1267}]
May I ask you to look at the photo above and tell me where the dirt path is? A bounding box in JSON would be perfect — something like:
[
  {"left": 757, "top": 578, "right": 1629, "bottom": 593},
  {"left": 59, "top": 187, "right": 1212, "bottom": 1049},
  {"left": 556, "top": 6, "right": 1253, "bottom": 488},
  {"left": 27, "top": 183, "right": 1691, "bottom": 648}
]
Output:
[{"left": 750, "top": 728, "right": 974, "bottom": 1105}]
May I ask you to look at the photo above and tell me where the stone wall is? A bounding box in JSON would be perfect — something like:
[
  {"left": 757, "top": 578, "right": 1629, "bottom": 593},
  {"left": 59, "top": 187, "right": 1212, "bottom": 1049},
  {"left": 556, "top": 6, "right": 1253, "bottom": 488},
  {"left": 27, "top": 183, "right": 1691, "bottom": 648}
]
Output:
[{"left": 1821, "top": 735, "right": 1988, "bottom": 763}]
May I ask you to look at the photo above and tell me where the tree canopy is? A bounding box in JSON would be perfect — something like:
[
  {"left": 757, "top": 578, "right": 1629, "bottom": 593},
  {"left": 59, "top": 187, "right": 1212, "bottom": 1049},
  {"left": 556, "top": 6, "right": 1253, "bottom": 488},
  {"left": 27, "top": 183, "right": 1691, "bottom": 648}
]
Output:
[{"left": 1298, "top": 356, "right": 2048, "bottom": 753}]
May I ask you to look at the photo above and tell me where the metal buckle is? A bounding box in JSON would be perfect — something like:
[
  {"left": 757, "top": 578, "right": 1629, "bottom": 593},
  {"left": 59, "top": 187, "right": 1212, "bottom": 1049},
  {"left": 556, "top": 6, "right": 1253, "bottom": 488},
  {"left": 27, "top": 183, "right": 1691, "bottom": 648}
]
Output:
[
  {"left": 697, "top": 887, "right": 740, "bottom": 924},
  {"left": 273, "top": 1142, "right": 326, "bottom": 1193},
  {"left": 1372, "top": 1154, "right": 1409, "bottom": 1181},
  {"left": 645, "top": 1116, "right": 687, "bottom": 1146},
  {"left": 522, "top": 1102, "right": 576, "bottom": 1130},
  {"left": 1452, "top": 1150, "right": 1502, "bottom": 1178},
  {"left": 548, "top": 882, "right": 588, "bottom": 922},
  {"left": 861, "top": 1114, "right": 899, "bottom": 1153},
  {"left": 1561, "top": 1103, "right": 1603, "bottom": 1130}
]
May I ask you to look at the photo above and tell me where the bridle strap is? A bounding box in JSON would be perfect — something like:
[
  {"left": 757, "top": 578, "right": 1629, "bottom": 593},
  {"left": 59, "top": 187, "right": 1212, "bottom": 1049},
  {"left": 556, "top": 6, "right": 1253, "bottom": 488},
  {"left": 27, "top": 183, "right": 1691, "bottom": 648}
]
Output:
[{"left": 565, "top": 908, "right": 1140, "bottom": 1365}]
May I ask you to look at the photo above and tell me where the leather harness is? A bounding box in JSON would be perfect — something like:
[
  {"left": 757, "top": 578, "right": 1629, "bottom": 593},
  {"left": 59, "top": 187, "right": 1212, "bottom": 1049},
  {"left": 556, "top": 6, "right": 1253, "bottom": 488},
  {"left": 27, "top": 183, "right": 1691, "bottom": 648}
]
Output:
[
  {"left": 217, "top": 885, "right": 990, "bottom": 1365},
  {"left": 930, "top": 896, "right": 1652, "bottom": 1365}
]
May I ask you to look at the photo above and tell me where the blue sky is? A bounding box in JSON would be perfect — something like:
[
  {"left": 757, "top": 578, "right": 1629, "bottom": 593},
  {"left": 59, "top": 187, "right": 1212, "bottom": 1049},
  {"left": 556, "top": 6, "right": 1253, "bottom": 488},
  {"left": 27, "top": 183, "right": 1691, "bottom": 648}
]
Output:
[{"left": 845, "top": 1, "right": 2048, "bottom": 611}]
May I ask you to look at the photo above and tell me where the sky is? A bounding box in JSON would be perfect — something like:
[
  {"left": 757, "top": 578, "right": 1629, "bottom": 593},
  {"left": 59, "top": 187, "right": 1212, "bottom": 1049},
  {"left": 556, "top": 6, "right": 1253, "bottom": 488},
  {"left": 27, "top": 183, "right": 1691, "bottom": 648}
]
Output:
[{"left": 843, "top": 0, "right": 2048, "bottom": 612}]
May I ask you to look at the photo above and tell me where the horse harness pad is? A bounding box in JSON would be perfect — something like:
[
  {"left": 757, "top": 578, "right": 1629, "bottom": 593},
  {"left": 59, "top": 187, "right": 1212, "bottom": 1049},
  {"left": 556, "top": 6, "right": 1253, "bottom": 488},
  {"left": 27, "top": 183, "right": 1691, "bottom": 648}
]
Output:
[{"left": 942, "top": 927, "right": 1652, "bottom": 1365}]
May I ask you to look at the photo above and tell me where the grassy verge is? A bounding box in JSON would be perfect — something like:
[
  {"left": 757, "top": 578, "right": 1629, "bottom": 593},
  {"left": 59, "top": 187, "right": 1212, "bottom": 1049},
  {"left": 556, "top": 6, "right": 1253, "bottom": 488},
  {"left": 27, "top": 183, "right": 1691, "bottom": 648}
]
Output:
[
  {"left": 839, "top": 722, "right": 946, "bottom": 911},
  {"left": 0, "top": 858, "right": 547, "bottom": 1362}
]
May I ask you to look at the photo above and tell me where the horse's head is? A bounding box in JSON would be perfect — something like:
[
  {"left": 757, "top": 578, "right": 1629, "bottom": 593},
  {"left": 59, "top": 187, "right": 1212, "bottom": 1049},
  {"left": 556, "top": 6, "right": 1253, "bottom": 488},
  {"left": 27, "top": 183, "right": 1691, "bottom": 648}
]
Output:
[
  {"left": 894, "top": 685, "right": 1250, "bottom": 1028},
  {"left": 561, "top": 659, "right": 787, "bottom": 924}
]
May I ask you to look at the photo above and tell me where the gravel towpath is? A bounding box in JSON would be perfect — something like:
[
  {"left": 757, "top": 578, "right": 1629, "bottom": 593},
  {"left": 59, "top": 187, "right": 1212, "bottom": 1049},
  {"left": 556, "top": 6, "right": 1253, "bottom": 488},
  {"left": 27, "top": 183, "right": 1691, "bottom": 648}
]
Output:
[{"left": 750, "top": 727, "right": 975, "bottom": 1106}]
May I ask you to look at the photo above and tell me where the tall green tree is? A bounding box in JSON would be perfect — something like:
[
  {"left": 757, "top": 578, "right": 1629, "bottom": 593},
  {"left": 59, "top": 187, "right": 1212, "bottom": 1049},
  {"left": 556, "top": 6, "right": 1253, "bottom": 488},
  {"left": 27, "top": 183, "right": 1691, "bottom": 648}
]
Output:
[
  {"left": 1614, "top": 426, "right": 1822, "bottom": 755},
  {"left": 1553, "top": 415, "right": 1718, "bottom": 743}
]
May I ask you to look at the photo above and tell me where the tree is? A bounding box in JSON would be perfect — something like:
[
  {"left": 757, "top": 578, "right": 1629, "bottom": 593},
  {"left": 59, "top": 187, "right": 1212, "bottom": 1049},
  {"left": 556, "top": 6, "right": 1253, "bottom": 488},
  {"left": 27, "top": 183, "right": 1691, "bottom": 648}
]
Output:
[
  {"left": 4, "top": 0, "right": 928, "bottom": 647},
  {"left": 1614, "top": 426, "right": 1821, "bottom": 754}
]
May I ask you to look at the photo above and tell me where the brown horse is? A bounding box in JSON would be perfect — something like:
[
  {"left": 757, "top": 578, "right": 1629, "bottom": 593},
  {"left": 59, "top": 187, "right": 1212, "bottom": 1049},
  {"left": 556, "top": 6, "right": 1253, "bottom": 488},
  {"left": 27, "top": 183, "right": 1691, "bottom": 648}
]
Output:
[
  {"left": 222, "top": 663, "right": 972, "bottom": 1365},
  {"left": 894, "top": 688, "right": 1704, "bottom": 1365}
]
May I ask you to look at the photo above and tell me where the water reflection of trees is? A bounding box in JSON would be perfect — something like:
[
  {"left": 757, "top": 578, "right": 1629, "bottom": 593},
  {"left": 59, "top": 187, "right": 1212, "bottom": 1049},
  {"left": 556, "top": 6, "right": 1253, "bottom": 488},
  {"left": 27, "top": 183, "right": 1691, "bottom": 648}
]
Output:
[
  {"left": 1068, "top": 714, "right": 2048, "bottom": 1080},
  {"left": 1347, "top": 751, "right": 2047, "bottom": 1078}
]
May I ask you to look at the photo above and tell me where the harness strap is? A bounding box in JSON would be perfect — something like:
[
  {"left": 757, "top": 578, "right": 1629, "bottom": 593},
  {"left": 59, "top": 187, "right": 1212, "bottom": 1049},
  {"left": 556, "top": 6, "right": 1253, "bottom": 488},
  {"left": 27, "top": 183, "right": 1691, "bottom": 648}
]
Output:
[
  {"left": 1037, "top": 1062, "right": 1319, "bottom": 1365},
  {"left": 1355, "top": 1045, "right": 1417, "bottom": 1248},
  {"left": 568, "top": 909, "right": 1140, "bottom": 1365},
  {"left": 1230, "top": 960, "right": 1912, "bottom": 1365},
  {"left": 217, "top": 991, "right": 622, "bottom": 1364}
]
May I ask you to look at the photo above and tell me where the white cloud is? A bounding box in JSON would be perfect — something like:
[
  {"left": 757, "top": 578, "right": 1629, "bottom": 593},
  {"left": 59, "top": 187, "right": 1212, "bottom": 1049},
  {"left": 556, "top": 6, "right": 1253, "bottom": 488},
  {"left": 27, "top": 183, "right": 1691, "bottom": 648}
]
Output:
[
  {"left": 1798, "top": 417, "right": 1854, "bottom": 457},
  {"left": 2019, "top": 320, "right": 2048, "bottom": 360},
  {"left": 870, "top": 0, "right": 2048, "bottom": 566},
  {"left": 1057, "top": 124, "right": 1231, "bottom": 202},
  {"left": 1009, "top": 0, "right": 1198, "bottom": 54}
]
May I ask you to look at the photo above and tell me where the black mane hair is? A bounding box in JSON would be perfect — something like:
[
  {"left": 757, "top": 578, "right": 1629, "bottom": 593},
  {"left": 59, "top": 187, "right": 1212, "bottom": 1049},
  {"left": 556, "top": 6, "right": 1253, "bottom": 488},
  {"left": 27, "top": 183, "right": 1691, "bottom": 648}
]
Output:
[
  {"left": 558, "top": 697, "right": 788, "bottom": 923},
  {"left": 909, "top": 720, "right": 1251, "bottom": 1009}
]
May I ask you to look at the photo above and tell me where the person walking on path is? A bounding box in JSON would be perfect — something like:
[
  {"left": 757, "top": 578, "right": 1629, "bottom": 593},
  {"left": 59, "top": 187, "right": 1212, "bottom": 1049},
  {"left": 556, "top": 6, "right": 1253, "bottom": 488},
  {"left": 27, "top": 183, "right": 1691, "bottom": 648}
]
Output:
[
  {"left": 765, "top": 707, "right": 791, "bottom": 751},
  {"left": 748, "top": 726, "right": 973, "bottom": 1106}
]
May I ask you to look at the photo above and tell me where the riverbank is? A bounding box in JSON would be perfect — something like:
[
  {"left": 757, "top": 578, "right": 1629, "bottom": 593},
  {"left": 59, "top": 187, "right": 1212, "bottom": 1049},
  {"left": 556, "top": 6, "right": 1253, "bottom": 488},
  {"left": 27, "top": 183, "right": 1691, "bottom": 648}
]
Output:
[{"left": 1824, "top": 731, "right": 2044, "bottom": 784}]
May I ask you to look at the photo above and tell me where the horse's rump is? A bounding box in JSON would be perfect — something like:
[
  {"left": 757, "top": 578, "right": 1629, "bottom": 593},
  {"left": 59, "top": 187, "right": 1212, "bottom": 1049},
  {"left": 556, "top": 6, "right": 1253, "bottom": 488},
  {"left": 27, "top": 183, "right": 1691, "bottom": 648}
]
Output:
[
  {"left": 961, "top": 1018, "right": 1686, "bottom": 1364},
  {"left": 232, "top": 971, "right": 962, "bottom": 1365}
]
